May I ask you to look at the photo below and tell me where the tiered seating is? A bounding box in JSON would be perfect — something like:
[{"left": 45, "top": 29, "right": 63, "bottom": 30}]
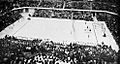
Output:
[
  {"left": 0, "top": 35, "right": 117, "bottom": 64},
  {"left": 33, "top": 9, "right": 93, "bottom": 21},
  {"left": 0, "top": 10, "right": 22, "bottom": 31},
  {"left": 0, "top": 1, "right": 119, "bottom": 63}
]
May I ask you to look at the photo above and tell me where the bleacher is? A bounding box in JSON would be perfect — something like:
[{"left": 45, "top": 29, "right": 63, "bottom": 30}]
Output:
[{"left": 0, "top": 0, "right": 119, "bottom": 64}]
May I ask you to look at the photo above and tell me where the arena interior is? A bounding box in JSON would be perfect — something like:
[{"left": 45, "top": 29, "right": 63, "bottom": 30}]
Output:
[{"left": 0, "top": 0, "right": 120, "bottom": 64}]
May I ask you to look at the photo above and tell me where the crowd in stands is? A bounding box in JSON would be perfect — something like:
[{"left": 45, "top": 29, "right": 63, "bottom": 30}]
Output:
[
  {"left": 1, "top": 1, "right": 118, "bottom": 12},
  {"left": 0, "top": 35, "right": 118, "bottom": 64},
  {"left": 92, "top": 2, "right": 119, "bottom": 13},
  {"left": 13, "top": 1, "right": 119, "bottom": 13},
  {"left": 0, "top": 1, "right": 23, "bottom": 31},
  {"left": 16, "top": 1, "right": 119, "bottom": 13},
  {"left": 0, "top": 1, "right": 119, "bottom": 64},
  {"left": 14, "top": 1, "right": 64, "bottom": 8},
  {"left": 65, "top": 1, "right": 91, "bottom": 9},
  {"left": 0, "top": 10, "right": 22, "bottom": 31},
  {"left": 39, "top": 1, "right": 64, "bottom": 8},
  {"left": 14, "top": 1, "right": 39, "bottom": 7},
  {"left": 0, "top": 1, "right": 14, "bottom": 15},
  {"left": 33, "top": 9, "right": 93, "bottom": 21}
]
